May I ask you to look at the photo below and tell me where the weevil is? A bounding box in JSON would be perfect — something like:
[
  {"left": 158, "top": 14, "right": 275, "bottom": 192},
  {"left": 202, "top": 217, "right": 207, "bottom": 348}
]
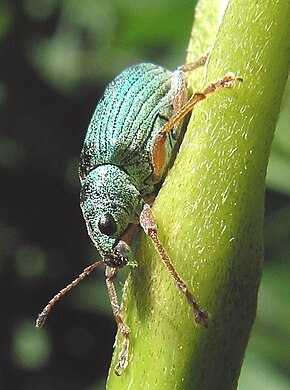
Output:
[{"left": 36, "top": 55, "right": 241, "bottom": 375}]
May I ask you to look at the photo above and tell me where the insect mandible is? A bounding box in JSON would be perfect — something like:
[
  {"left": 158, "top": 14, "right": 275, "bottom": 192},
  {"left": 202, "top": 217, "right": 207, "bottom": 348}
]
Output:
[{"left": 36, "top": 55, "right": 241, "bottom": 375}]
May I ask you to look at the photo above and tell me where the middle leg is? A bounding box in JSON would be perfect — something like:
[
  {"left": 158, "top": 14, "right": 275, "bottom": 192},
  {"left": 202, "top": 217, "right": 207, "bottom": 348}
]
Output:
[
  {"left": 105, "top": 266, "right": 130, "bottom": 376},
  {"left": 152, "top": 73, "right": 242, "bottom": 180}
]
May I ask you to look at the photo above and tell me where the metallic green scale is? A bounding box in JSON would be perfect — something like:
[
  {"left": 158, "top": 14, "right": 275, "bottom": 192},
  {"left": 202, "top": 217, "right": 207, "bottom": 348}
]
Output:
[{"left": 79, "top": 63, "right": 178, "bottom": 267}]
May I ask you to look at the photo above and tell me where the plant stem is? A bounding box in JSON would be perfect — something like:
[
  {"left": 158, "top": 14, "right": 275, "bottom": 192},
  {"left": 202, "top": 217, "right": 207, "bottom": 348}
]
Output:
[{"left": 106, "top": 0, "right": 289, "bottom": 388}]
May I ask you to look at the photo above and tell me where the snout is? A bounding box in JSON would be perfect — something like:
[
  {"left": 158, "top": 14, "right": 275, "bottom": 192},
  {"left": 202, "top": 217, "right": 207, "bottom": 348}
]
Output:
[{"left": 103, "top": 240, "right": 136, "bottom": 268}]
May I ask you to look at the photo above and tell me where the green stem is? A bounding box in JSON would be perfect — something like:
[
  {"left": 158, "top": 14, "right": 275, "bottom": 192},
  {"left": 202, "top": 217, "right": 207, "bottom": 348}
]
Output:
[{"left": 106, "top": 0, "right": 289, "bottom": 388}]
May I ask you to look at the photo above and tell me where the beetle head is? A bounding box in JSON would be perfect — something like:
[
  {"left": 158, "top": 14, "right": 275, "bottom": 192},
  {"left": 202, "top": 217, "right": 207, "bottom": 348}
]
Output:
[{"left": 80, "top": 165, "right": 141, "bottom": 268}]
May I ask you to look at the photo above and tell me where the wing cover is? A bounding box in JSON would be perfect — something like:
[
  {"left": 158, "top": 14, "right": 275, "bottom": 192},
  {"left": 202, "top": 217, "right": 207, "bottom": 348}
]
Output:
[{"left": 79, "top": 63, "right": 173, "bottom": 188}]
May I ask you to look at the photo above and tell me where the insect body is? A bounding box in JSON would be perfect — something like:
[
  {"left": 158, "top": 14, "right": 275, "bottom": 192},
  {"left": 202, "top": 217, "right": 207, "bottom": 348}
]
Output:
[
  {"left": 36, "top": 57, "right": 241, "bottom": 376},
  {"left": 79, "top": 63, "right": 175, "bottom": 268}
]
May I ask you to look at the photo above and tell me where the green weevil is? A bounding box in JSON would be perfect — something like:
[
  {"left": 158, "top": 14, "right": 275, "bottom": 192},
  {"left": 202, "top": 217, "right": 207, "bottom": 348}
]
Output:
[{"left": 36, "top": 56, "right": 241, "bottom": 375}]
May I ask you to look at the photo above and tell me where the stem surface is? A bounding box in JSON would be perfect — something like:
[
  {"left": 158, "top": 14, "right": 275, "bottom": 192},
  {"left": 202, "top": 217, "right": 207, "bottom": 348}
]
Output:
[{"left": 106, "top": 0, "right": 290, "bottom": 388}]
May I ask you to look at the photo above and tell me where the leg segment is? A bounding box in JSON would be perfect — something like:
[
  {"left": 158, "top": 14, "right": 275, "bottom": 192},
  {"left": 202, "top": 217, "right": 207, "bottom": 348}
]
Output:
[
  {"left": 178, "top": 54, "right": 208, "bottom": 73},
  {"left": 152, "top": 55, "right": 208, "bottom": 182},
  {"left": 171, "top": 54, "right": 209, "bottom": 134},
  {"left": 152, "top": 73, "right": 242, "bottom": 181},
  {"left": 36, "top": 260, "right": 103, "bottom": 328},
  {"left": 105, "top": 266, "right": 130, "bottom": 376},
  {"left": 170, "top": 53, "right": 228, "bottom": 138},
  {"left": 140, "top": 204, "right": 208, "bottom": 328}
]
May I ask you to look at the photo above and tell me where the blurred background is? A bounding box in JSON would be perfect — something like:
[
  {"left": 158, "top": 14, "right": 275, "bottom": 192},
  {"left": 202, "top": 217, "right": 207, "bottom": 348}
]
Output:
[{"left": 0, "top": 1, "right": 289, "bottom": 389}]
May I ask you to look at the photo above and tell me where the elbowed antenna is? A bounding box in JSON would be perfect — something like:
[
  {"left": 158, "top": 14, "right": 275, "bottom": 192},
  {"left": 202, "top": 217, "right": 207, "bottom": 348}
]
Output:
[{"left": 36, "top": 260, "right": 103, "bottom": 328}]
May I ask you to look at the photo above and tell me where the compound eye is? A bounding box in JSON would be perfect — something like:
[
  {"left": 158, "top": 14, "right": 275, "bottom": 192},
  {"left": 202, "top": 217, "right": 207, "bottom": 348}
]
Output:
[{"left": 98, "top": 213, "right": 117, "bottom": 236}]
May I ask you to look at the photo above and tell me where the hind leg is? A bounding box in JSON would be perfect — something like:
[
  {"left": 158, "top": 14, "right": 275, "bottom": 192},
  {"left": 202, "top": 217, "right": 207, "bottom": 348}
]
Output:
[{"left": 170, "top": 55, "right": 208, "bottom": 139}]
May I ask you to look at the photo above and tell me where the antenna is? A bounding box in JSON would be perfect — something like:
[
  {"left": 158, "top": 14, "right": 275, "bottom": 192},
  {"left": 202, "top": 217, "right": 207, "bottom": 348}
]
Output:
[{"left": 36, "top": 260, "right": 103, "bottom": 328}]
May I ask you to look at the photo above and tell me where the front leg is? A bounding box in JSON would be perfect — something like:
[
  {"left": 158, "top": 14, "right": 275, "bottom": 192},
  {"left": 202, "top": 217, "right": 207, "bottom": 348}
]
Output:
[{"left": 139, "top": 203, "right": 208, "bottom": 327}]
